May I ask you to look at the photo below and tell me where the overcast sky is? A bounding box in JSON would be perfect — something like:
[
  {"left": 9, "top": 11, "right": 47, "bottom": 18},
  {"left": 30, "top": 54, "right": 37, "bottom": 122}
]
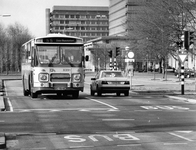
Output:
[{"left": 0, "top": 0, "right": 109, "bottom": 37}]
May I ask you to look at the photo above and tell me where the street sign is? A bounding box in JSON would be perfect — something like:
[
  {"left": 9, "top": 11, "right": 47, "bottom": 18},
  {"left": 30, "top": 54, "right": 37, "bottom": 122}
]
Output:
[
  {"left": 178, "top": 54, "right": 187, "bottom": 63},
  {"left": 125, "top": 58, "right": 135, "bottom": 62},
  {"left": 127, "top": 52, "right": 134, "bottom": 58}
]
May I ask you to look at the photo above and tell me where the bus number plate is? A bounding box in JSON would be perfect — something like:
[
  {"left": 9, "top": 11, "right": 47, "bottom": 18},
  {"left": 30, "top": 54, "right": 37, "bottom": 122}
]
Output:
[{"left": 54, "top": 84, "right": 67, "bottom": 90}]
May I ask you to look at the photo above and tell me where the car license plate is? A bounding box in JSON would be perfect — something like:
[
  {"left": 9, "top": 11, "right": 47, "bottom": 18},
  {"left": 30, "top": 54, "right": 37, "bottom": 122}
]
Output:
[{"left": 108, "top": 82, "right": 116, "bottom": 84}]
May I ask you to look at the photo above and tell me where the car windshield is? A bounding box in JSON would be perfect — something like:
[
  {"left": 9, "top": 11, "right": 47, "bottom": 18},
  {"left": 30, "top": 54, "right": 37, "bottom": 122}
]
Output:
[
  {"left": 101, "top": 72, "right": 123, "bottom": 78},
  {"left": 36, "top": 46, "right": 83, "bottom": 66}
]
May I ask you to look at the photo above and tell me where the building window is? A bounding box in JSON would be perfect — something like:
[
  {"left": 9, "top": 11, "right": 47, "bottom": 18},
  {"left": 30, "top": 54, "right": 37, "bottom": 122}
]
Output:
[
  {"left": 76, "top": 14, "right": 80, "bottom": 18},
  {"left": 81, "top": 27, "right": 85, "bottom": 30},
  {"left": 55, "top": 14, "right": 59, "bottom": 18},
  {"left": 86, "top": 27, "right": 90, "bottom": 30},
  {"left": 91, "top": 27, "right": 95, "bottom": 30},
  {"left": 81, "top": 21, "right": 85, "bottom": 24},
  {"left": 71, "top": 15, "right": 75, "bottom": 18},
  {"left": 81, "top": 33, "right": 85, "bottom": 36},
  {"left": 60, "top": 20, "right": 64, "bottom": 24},
  {"left": 60, "top": 15, "right": 64, "bottom": 18},
  {"left": 91, "top": 21, "right": 95, "bottom": 24},
  {"left": 86, "top": 15, "right": 90, "bottom": 18},
  {"left": 60, "top": 26, "right": 64, "bottom": 30},
  {"left": 65, "top": 21, "right": 69, "bottom": 24},
  {"left": 65, "top": 15, "right": 69, "bottom": 18}
]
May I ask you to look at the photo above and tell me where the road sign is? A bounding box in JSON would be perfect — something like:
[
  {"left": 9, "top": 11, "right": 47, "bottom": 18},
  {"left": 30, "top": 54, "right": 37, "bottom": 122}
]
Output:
[
  {"left": 127, "top": 52, "right": 134, "bottom": 58},
  {"left": 178, "top": 54, "right": 187, "bottom": 63}
]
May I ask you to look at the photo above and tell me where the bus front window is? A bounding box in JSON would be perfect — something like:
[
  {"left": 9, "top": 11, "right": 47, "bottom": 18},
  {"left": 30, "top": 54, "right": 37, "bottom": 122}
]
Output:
[
  {"left": 37, "top": 46, "right": 60, "bottom": 64},
  {"left": 61, "top": 46, "right": 82, "bottom": 65}
]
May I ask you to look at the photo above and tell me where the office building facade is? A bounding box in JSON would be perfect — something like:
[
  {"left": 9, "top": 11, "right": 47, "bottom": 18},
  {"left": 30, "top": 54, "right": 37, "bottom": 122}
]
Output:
[
  {"left": 46, "top": 6, "right": 109, "bottom": 42},
  {"left": 109, "top": 0, "right": 146, "bottom": 36}
]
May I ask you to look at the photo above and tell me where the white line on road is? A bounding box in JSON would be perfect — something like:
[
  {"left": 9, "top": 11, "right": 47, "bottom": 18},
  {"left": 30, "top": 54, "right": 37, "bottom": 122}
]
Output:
[
  {"left": 86, "top": 97, "right": 119, "bottom": 110},
  {"left": 169, "top": 132, "right": 193, "bottom": 141},
  {"left": 102, "top": 119, "right": 135, "bottom": 121},
  {"left": 164, "top": 143, "right": 187, "bottom": 145},
  {"left": 117, "top": 144, "right": 141, "bottom": 147}
]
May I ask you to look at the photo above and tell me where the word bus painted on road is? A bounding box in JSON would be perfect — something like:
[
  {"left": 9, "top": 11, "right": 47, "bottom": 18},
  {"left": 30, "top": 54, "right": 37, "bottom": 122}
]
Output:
[
  {"left": 64, "top": 134, "right": 140, "bottom": 143},
  {"left": 21, "top": 34, "right": 89, "bottom": 98}
]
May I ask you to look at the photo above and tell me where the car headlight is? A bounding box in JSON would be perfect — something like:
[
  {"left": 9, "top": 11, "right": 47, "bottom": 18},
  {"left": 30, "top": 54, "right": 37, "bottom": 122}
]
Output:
[
  {"left": 72, "top": 73, "right": 81, "bottom": 82},
  {"left": 124, "top": 81, "right": 130, "bottom": 84},
  {"left": 39, "top": 73, "right": 49, "bottom": 82}
]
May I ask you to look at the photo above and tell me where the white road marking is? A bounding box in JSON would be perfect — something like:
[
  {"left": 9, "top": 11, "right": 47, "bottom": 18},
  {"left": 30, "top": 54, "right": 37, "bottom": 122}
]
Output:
[
  {"left": 7, "top": 98, "right": 13, "bottom": 112},
  {"left": 86, "top": 97, "right": 118, "bottom": 110},
  {"left": 169, "top": 132, "right": 193, "bottom": 141},
  {"left": 117, "top": 144, "right": 141, "bottom": 147},
  {"left": 164, "top": 143, "right": 187, "bottom": 145},
  {"left": 102, "top": 119, "right": 135, "bottom": 121}
]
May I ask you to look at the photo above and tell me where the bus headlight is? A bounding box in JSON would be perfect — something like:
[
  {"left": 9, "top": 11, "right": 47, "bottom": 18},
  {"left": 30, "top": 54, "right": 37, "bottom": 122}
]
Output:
[
  {"left": 39, "top": 73, "right": 49, "bottom": 82},
  {"left": 72, "top": 73, "right": 81, "bottom": 82}
]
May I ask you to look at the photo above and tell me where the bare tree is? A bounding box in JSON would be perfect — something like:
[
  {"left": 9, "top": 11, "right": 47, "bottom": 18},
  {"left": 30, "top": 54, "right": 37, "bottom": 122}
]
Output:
[{"left": 126, "top": 0, "right": 196, "bottom": 74}]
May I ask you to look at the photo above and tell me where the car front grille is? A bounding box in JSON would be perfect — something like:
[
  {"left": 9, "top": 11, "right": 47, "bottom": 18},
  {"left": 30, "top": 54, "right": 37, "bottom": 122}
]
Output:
[{"left": 50, "top": 73, "right": 70, "bottom": 82}]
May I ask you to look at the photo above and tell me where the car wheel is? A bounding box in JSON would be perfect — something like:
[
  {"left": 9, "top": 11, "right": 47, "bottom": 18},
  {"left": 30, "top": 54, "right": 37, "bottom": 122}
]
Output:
[
  {"left": 97, "top": 90, "right": 102, "bottom": 96},
  {"left": 31, "top": 91, "right": 38, "bottom": 98},
  {"left": 90, "top": 89, "right": 95, "bottom": 96},
  {"left": 116, "top": 92, "right": 120, "bottom": 96},
  {"left": 124, "top": 91, "right": 129, "bottom": 96}
]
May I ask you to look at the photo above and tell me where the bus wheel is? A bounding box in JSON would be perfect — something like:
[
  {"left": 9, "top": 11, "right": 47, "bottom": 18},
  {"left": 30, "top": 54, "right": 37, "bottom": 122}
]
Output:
[
  {"left": 72, "top": 91, "right": 79, "bottom": 99},
  {"left": 23, "top": 79, "right": 29, "bottom": 96}
]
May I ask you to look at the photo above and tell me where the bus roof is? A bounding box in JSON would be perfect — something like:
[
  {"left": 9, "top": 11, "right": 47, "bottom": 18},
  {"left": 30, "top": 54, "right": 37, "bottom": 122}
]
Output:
[{"left": 22, "top": 34, "right": 83, "bottom": 46}]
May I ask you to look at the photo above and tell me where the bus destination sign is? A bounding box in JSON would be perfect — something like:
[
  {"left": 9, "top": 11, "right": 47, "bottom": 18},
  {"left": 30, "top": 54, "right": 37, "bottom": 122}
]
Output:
[{"left": 41, "top": 38, "right": 78, "bottom": 43}]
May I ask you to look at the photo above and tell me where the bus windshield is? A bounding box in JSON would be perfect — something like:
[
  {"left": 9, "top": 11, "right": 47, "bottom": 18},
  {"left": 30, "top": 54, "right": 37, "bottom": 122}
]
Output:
[{"left": 37, "top": 46, "right": 83, "bottom": 66}]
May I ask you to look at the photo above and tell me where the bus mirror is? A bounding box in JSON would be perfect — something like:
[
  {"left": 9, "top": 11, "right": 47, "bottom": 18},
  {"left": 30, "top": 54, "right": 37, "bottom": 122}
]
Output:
[{"left": 85, "top": 55, "right": 89, "bottom": 61}]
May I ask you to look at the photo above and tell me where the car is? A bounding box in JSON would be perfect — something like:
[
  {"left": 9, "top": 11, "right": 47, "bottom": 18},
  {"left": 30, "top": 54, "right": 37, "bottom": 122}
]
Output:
[{"left": 90, "top": 70, "right": 130, "bottom": 96}]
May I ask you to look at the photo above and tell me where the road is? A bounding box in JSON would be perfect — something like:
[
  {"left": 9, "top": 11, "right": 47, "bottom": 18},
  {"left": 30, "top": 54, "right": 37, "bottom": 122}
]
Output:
[{"left": 0, "top": 76, "right": 196, "bottom": 150}]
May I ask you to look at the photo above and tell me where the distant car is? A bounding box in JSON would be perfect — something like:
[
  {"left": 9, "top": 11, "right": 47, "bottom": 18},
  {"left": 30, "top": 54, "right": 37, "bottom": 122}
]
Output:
[{"left": 90, "top": 70, "right": 130, "bottom": 96}]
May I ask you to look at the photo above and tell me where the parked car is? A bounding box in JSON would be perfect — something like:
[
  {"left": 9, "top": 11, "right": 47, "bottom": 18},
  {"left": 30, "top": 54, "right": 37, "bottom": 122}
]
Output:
[
  {"left": 174, "top": 68, "right": 192, "bottom": 78},
  {"left": 90, "top": 70, "right": 130, "bottom": 96}
]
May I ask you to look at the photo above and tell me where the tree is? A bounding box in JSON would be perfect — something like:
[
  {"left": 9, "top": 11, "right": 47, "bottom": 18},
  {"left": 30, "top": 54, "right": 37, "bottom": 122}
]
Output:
[
  {"left": 6, "top": 22, "right": 32, "bottom": 72},
  {"left": 126, "top": 0, "right": 196, "bottom": 74}
]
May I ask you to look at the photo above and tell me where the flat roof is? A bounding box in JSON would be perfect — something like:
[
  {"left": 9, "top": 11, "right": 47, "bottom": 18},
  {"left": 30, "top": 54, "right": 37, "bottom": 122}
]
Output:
[{"left": 53, "top": 6, "right": 109, "bottom": 11}]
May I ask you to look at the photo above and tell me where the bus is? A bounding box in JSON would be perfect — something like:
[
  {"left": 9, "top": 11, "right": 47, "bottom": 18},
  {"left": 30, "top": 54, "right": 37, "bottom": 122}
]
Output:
[{"left": 21, "top": 34, "right": 89, "bottom": 98}]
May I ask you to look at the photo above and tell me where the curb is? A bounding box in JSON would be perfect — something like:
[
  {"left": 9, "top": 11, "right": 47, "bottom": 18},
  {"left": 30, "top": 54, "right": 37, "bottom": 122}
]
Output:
[
  {"left": 0, "top": 133, "right": 5, "bottom": 149},
  {"left": 166, "top": 95, "right": 196, "bottom": 104}
]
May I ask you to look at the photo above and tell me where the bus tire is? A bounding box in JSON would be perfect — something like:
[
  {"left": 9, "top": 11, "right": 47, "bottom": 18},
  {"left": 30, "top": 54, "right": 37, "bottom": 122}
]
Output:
[
  {"left": 72, "top": 91, "right": 79, "bottom": 99},
  {"left": 23, "top": 78, "right": 29, "bottom": 96}
]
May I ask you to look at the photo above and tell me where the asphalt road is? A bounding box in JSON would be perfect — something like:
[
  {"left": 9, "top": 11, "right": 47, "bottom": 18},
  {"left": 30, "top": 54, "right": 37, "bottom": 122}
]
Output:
[{"left": 0, "top": 77, "right": 196, "bottom": 150}]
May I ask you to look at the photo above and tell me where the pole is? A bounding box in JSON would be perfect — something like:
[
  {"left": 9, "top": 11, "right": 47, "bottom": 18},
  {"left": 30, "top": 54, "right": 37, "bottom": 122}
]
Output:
[{"left": 181, "top": 63, "right": 185, "bottom": 95}]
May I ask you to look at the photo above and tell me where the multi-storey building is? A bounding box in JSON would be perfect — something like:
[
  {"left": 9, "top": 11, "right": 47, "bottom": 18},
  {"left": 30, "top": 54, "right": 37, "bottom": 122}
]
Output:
[
  {"left": 46, "top": 6, "right": 109, "bottom": 42},
  {"left": 109, "top": 0, "right": 146, "bottom": 36}
]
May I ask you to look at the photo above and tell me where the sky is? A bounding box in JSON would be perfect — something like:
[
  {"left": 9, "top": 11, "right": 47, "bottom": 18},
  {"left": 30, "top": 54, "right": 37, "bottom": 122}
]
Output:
[{"left": 0, "top": 0, "right": 109, "bottom": 37}]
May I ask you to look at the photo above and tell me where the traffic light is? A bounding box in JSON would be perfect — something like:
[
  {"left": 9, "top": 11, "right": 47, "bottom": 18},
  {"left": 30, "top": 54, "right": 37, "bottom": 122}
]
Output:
[
  {"left": 108, "top": 50, "right": 112, "bottom": 58},
  {"left": 176, "top": 40, "right": 183, "bottom": 48},
  {"left": 116, "top": 47, "right": 120, "bottom": 56},
  {"left": 184, "top": 31, "right": 194, "bottom": 50}
]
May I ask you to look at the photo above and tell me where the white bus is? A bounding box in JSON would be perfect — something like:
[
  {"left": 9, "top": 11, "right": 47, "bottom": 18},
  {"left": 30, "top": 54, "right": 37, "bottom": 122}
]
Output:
[{"left": 21, "top": 34, "right": 88, "bottom": 98}]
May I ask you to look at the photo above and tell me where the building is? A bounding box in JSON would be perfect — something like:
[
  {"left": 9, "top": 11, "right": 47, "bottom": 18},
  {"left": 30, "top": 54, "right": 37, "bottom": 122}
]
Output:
[
  {"left": 46, "top": 6, "right": 109, "bottom": 42},
  {"left": 109, "top": 0, "right": 146, "bottom": 36}
]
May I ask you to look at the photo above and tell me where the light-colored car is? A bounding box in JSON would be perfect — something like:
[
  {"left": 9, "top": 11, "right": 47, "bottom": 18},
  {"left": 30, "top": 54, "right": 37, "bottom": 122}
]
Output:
[{"left": 90, "top": 70, "right": 130, "bottom": 96}]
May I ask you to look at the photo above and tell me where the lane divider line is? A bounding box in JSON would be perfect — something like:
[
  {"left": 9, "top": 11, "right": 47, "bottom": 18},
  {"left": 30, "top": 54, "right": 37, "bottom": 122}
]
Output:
[{"left": 86, "top": 97, "right": 118, "bottom": 110}]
